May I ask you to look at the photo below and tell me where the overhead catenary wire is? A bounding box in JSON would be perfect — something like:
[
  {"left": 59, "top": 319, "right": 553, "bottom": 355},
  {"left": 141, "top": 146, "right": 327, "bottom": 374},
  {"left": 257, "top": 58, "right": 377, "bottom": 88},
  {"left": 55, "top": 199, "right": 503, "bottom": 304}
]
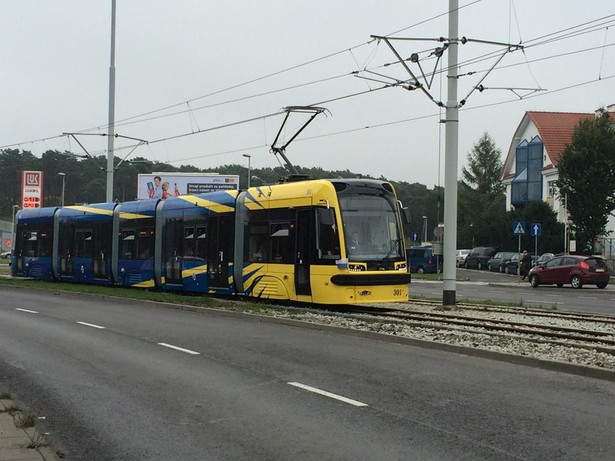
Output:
[{"left": 2, "top": 8, "right": 615, "bottom": 154}]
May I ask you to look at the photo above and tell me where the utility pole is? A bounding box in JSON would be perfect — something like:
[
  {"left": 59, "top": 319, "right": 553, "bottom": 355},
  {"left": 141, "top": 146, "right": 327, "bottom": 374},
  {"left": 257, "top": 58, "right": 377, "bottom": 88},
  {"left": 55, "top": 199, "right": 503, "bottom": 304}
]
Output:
[
  {"left": 442, "top": 0, "right": 459, "bottom": 307},
  {"left": 106, "top": 0, "right": 117, "bottom": 202},
  {"left": 369, "top": 0, "right": 526, "bottom": 308}
]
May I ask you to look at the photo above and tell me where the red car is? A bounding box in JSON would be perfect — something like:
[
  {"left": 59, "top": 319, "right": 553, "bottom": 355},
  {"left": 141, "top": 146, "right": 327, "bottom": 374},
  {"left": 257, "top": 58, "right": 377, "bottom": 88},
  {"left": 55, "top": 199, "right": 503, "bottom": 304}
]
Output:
[{"left": 528, "top": 255, "right": 610, "bottom": 289}]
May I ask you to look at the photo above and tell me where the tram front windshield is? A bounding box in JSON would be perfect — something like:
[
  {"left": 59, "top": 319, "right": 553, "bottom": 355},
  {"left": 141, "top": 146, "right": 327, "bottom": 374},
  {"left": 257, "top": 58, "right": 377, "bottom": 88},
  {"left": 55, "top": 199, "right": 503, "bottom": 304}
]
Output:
[{"left": 339, "top": 194, "right": 403, "bottom": 260}]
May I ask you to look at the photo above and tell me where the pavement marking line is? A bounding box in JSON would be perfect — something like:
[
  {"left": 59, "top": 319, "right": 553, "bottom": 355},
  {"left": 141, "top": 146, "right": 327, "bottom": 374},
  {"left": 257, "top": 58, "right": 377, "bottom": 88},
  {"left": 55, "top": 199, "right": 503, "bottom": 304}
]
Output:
[
  {"left": 158, "top": 342, "right": 200, "bottom": 355},
  {"left": 579, "top": 296, "right": 597, "bottom": 299},
  {"left": 76, "top": 321, "right": 106, "bottom": 329},
  {"left": 15, "top": 308, "right": 38, "bottom": 314},
  {"left": 288, "top": 382, "right": 368, "bottom": 407},
  {"left": 544, "top": 294, "right": 563, "bottom": 297}
]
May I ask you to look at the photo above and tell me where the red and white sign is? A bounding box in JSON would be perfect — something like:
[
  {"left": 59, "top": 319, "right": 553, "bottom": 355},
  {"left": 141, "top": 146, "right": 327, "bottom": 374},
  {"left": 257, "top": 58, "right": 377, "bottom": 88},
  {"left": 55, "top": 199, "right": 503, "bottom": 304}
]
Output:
[{"left": 21, "top": 170, "right": 44, "bottom": 208}]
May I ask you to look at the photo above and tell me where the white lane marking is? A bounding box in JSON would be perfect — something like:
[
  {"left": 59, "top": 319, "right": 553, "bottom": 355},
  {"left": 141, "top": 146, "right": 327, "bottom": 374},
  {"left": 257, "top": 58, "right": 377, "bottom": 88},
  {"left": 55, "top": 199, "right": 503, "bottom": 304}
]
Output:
[
  {"left": 76, "top": 321, "right": 106, "bottom": 329},
  {"left": 16, "top": 308, "right": 38, "bottom": 314},
  {"left": 158, "top": 342, "right": 200, "bottom": 355},
  {"left": 288, "top": 382, "right": 368, "bottom": 407},
  {"left": 544, "top": 294, "right": 563, "bottom": 297},
  {"left": 579, "top": 296, "right": 597, "bottom": 300}
]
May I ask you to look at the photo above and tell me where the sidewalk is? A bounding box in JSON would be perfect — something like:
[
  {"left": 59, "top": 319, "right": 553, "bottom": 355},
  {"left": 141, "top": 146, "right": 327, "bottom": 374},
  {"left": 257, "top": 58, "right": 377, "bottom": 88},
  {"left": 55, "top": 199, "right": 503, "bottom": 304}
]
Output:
[{"left": 0, "top": 397, "right": 58, "bottom": 461}]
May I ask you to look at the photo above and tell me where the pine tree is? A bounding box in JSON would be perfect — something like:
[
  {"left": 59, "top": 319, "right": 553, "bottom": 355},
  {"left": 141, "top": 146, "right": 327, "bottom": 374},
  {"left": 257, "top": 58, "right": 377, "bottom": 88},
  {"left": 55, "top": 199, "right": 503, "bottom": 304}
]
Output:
[{"left": 462, "top": 132, "right": 504, "bottom": 196}]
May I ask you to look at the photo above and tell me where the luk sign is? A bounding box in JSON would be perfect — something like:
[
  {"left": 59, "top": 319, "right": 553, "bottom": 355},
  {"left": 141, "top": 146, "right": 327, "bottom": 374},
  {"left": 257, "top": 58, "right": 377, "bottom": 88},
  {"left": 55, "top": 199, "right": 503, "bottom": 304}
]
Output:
[{"left": 21, "top": 170, "right": 44, "bottom": 208}]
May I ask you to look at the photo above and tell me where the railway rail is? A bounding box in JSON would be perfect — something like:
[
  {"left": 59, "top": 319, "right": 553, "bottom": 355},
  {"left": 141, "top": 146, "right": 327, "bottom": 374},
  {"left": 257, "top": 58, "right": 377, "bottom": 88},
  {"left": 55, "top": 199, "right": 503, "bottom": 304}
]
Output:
[{"left": 290, "top": 299, "right": 615, "bottom": 371}]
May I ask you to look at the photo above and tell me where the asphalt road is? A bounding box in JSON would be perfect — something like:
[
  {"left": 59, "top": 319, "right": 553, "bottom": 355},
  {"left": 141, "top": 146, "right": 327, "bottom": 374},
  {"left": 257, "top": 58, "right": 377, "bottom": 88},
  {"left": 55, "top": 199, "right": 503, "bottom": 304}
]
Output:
[
  {"left": 412, "top": 268, "right": 615, "bottom": 316},
  {"left": 1, "top": 285, "right": 615, "bottom": 460}
]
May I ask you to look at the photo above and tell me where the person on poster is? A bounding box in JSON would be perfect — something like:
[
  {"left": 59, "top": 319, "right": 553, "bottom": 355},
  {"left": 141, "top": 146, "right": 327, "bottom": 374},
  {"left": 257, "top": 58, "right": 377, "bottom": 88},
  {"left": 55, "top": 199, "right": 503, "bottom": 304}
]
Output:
[
  {"left": 161, "top": 181, "right": 172, "bottom": 199},
  {"left": 148, "top": 175, "right": 163, "bottom": 199}
]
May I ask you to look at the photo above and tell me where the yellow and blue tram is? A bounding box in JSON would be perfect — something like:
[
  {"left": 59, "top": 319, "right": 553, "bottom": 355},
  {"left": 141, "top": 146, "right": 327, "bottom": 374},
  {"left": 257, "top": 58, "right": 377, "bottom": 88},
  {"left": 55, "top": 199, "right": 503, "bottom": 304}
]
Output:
[{"left": 12, "top": 178, "right": 410, "bottom": 304}]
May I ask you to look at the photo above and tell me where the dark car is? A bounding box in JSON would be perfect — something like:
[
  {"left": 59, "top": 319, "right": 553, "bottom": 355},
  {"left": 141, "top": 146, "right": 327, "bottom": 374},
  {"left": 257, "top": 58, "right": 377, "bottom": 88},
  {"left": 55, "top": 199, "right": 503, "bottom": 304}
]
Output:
[
  {"left": 528, "top": 255, "right": 610, "bottom": 289},
  {"left": 533, "top": 252, "right": 554, "bottom": 267},
  {"left": 406, "top": 246, "right": 442, "bottom": 274},
  {"left": 464, "top": 246, "right": 498, "bottom": 270},
  {"left": 487, "top": 251, "right": 516, "bottom": 272},
  {"left": 505, "top": 253, "right": 537, "bottom": 275}
]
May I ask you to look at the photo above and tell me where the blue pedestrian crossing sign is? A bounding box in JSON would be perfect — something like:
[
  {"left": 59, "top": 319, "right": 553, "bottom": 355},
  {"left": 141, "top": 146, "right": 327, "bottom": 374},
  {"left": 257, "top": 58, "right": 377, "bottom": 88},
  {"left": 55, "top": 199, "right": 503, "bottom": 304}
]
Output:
[
  {"left": 531, "top": 223, "right": 542, "bottom": 237},
  {"left": 513, "top": 221, "right": 526, "bottom": 235}
]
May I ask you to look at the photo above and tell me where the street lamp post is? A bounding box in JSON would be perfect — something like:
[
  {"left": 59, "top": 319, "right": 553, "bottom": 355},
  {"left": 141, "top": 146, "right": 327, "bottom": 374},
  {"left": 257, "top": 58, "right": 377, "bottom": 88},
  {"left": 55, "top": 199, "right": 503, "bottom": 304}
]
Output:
[
  {"left": 422, "top": 216, "right": 428, "bottom": 244},
  {"left": 58, "top": 172, "right": 66, "bottom": 207},
  {"left": 242, "top": 154, "right": 251, "bottom": 188}
]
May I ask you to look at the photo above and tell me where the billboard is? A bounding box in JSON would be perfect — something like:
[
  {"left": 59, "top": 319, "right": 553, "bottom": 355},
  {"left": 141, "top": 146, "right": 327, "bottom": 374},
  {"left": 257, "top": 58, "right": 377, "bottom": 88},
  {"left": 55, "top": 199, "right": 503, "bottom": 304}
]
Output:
[
  {"left": 137, "top": 173, "right": 239, "bottom": 200},
  {"left": 21, "top": 170, "right": 44, "bottom": 208}
]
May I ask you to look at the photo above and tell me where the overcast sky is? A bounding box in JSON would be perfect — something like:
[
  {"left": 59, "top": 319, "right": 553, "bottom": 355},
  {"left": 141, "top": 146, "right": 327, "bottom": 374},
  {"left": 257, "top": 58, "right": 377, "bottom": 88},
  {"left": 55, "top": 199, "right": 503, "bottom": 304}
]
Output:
[{"left": 2, "top": 1, "right": 614, "bottom": 187}]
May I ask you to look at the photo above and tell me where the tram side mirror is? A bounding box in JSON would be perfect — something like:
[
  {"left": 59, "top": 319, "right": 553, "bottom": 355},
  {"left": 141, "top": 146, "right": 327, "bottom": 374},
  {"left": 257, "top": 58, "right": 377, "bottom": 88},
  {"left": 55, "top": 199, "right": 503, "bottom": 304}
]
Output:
[
  {"left": 399, "top": 202, "right": 410, "bottom": 225},
  {"left": 319, "top": 208, "right": 335, "bottom": 226}
]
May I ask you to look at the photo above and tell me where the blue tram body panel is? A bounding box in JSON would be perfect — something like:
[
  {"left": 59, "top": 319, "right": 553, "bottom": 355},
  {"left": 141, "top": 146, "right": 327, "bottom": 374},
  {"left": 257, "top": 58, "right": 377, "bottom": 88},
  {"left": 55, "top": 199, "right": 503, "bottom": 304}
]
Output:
[
  {"left": 157, "top": 191, "right": 237, "bottom": 295},
  {"left": 12, "top": 208, "right": 57, "bottom": 280},
  {"left": 115, "top": 199, "right": 158, "bottom": 288},
  {"left": 56, "top": 203, "right": 116, "bottom": 285}
]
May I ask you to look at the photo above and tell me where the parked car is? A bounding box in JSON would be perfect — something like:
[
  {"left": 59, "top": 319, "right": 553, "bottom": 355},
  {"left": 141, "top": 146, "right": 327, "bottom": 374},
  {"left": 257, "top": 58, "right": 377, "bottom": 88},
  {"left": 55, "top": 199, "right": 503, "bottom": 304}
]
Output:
[
  {"left": 456, "top": 249, "right": 471, "bottom": 267},
  {"left": 0, "top": 251, "right": 10, "bottom": 259},
  {"left": 406, "top": 246, "right": 442, "bottom": 274},
  {"left": 528, "top": 255, "right": 610, "bottom": 289},
  {"left": 487, "top": 251, "right": 516, "bottom": 272},
  {"left": 464, "top": 246, "right": 498, "bottom": 270},
  {"left": 505, "top": 253, "right": 537, "bottom": 275},
  {"left": 533, "top": 252, "right": 554, "bottom": 266}
]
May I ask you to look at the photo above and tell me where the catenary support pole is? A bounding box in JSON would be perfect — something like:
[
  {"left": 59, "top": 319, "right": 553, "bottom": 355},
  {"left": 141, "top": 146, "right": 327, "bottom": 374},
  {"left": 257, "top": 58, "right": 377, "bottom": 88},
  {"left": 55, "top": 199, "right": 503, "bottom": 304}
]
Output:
[
  {"left": 106, "top": 0, "right": 117, "bottom": 203},
  {"left": 442, "top": 0, "right": 459, "bottom": 307}
]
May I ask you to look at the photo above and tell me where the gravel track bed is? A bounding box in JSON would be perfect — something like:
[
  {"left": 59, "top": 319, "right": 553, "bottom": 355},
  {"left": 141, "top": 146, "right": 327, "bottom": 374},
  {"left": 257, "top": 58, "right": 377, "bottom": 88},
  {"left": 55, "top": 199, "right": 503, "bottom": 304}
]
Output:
[{"left": 258, "top": 303, "right": 615, "bottom": 371}]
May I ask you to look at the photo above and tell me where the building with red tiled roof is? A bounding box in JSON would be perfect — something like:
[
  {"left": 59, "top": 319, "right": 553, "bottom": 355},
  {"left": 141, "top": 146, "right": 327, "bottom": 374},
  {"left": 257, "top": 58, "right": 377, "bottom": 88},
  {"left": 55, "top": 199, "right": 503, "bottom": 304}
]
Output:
[{"left": 501, "top": 107, "right": 615, "bottom": 237}]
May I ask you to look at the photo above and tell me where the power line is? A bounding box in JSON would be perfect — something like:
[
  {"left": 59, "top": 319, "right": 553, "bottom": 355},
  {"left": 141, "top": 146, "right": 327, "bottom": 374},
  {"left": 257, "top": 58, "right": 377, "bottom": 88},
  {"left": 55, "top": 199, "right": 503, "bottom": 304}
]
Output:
[{"left": 2, "top": 9, "right": 614, "bottom": 153}]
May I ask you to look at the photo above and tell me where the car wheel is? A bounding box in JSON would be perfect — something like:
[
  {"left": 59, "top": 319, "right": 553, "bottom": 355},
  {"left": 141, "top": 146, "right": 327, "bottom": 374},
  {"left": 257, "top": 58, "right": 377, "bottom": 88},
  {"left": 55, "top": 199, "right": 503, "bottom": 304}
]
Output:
[
  {"left": 504, "top": 266, "right": 510, "bottom": 274},
  {"left": 597, "top": 282, "right": 608, "bottom": 289},
  {"left": 417, "top": 266, "right": 425, "bottom": 274},
  {"left": 571, "top": 275, "right": 583, "bottom": 289},
  {"left": 529, "top": 275, "right": 539, "bottom": 288},
  {"left": 477, "top": 262, "right": 483, "bottom": 270}
]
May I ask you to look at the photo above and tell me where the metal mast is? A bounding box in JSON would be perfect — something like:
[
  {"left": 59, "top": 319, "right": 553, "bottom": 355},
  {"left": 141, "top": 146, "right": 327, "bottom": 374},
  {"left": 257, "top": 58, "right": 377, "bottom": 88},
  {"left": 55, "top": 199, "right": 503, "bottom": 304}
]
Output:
[
  {"left": 106, "top": 0, "right": 117, "bottom": 202},
  {"left": 442, "top": 0, "right": 459, "bottom": 307}
]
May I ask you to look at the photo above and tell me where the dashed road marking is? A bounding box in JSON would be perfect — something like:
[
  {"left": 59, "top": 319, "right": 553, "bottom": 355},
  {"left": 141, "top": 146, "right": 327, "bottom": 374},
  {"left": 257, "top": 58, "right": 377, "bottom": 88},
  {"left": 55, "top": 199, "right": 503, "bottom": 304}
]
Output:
[
  {"left": 544, "top": 294, "right": 563, "bottom": 297},
  {"left": 16, "top": 308, "right": 38, "bottom": 314},
  {"left": 579, "top": 296, "right": 597, "bottom": 300},
  {"left": 158, "top": 342, "right": 200, "bottom": 355},
  {"left": 76, "top": 321, "right": 106, "bottom": 329},
  {"left": 288, "top": 382, "right": 368, "bottom": 407}
]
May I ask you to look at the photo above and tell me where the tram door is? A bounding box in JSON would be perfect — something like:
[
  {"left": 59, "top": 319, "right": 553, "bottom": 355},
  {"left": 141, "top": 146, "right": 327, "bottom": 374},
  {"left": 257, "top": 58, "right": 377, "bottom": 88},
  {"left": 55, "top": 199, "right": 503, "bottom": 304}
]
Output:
[
  {"left": 295, "top": 209, "right": 312, "bottom": 296},
  {"left": 207, "top": 215, "right": 234, "bottom": 289}
]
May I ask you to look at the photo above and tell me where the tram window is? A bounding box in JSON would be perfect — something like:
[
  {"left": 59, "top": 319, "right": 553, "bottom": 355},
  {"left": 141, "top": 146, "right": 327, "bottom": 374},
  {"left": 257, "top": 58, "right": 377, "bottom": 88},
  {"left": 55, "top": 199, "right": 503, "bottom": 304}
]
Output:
[
  {"left": 184, "top": 226, "right": 195, "bottom": 257},
  {"left": 75, "top": 230, "right": 93, "bottom": 258},
  {"left": 270, "top": 223, "right": 293, "bottom": 263},
  {"left": 195, "top": 226, "right": 207, "bottom": 259},
  {"left": 137, "top": 228, "right": 154, "bottom": 259},
  {"left": 163, "top": 218, "right": 183, "bottom": 262},
  {"left": 121, "top": 230, "right": 136, "bottom": 259},
  {"left": 246, "top": 223, "right": 268, "bottom": 262},
  {"left": 316, "top": 208, "right": 340, "bottom": 260}
]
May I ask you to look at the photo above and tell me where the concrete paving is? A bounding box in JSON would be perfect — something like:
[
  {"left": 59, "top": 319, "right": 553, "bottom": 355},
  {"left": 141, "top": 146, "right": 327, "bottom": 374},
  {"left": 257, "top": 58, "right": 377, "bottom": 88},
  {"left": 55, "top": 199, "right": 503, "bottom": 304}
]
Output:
[{"left": 0, "top": 398, "right": 58, "bottom": 461}]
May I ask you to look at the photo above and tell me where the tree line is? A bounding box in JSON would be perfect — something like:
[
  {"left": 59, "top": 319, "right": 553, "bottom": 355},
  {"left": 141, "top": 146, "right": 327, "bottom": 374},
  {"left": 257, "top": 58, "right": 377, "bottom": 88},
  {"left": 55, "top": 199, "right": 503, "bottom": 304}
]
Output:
[{"left": 2, "top": 111, "right": 613, "bottom": 254}]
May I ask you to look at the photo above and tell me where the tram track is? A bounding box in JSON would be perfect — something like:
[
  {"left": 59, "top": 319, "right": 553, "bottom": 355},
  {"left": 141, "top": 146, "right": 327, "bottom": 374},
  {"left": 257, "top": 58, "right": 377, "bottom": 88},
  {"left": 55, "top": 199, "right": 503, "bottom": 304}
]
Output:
[{"left": 298, "top": 300, "right": 615, "bottom": 370}]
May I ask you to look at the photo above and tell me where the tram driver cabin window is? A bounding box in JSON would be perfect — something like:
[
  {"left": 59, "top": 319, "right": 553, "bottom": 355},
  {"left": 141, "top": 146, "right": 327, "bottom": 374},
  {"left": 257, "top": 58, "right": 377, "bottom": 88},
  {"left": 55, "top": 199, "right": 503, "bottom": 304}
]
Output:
[{"left": 317, "top": 208, "right": 340, "bottom": 260}]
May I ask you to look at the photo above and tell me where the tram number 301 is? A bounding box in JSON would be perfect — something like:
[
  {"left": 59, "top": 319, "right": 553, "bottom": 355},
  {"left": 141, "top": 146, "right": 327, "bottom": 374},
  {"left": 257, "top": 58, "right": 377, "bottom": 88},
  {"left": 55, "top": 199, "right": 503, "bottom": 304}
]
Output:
[{"left": 393, "top": 288, "right": 404, "bottom": 297}]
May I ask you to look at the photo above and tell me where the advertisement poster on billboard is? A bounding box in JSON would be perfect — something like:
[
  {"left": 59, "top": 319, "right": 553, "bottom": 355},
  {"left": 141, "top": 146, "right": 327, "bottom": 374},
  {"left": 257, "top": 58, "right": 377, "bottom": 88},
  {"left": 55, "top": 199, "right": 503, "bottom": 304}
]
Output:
[{"left": 137, "top": 173, "right": 239, "bottom": 200}]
